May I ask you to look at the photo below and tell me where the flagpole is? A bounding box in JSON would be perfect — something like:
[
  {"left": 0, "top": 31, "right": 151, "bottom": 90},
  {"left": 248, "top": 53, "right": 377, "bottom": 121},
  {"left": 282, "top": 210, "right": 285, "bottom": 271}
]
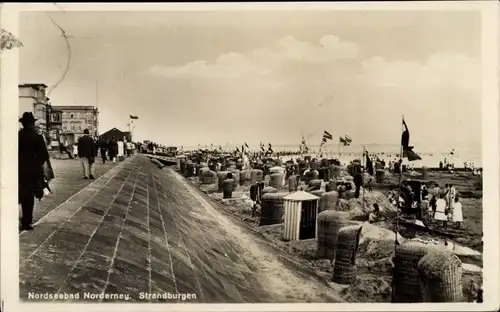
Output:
[
  {"left": 362, "top": 146, "right": 365, "bottom": 210},
  {"left": 395, "top": 116, "right": 404, "bottom": 250}
]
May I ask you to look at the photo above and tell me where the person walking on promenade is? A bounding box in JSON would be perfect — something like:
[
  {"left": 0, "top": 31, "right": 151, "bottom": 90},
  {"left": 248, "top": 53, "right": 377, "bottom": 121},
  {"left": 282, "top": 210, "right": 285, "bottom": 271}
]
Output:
[
  {"left": 18, "top": 112, "right": 49, "bottom": 231},
  {"left": 117, "top": 137, "right": 125, "bottom": 161},
  {"left": 108, "top": 136, "right": 119, "bottom": 164},
  {"left": 78, "top": 129, "right": 97, "bottom": 179},
  {"left": 94, "top": 136, "right": 99, "bottom": 159},
  {"left": 126, "top": 140, "right": 133, "bottom": 157},
  {"left": 98, "top": 136, "right": 108, "bottom": 163},
  {"left": 72, "top": 142, "right": 78, "bottom": 159}
]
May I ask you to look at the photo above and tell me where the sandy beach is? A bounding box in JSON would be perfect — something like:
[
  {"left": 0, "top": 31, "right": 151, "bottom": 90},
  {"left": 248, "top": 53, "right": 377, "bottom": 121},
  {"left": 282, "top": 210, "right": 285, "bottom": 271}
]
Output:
[{"left": 181, "top": 160, "right": 483, "bottom": 303}]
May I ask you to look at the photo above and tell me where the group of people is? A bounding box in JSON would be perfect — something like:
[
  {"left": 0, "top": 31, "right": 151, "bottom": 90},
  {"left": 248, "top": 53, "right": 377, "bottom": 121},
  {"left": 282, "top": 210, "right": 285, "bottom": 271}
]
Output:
[
  {"left": 77, "top": 134, "right": 135, "bottom": 179},
  {"left": 429, "top": 183, "right": 463, "bottom": 228},
  {"left": 60, "top": 136, "right": 135, "bottom": 164},
  {"left": 386, "top": 182, "right": 464, "bottom": 229},
  {"left": 18, "top": 111, "right": 137, "bottom": 231}
]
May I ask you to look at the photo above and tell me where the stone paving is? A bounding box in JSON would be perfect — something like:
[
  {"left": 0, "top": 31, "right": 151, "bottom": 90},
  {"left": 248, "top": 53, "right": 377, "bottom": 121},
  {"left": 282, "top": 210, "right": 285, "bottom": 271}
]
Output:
[
  {"left": 19, "top": 155, "right": 343, "bottom": 303},
  {"left": 30, "top": 158, "right": 116, "bottom": 224}
]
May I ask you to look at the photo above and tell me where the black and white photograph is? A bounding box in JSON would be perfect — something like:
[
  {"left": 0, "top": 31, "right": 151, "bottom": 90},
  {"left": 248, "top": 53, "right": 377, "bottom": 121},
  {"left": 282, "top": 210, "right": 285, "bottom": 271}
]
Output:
[{"left": 1, "top": 2, "right": 499, "bottom": 310}]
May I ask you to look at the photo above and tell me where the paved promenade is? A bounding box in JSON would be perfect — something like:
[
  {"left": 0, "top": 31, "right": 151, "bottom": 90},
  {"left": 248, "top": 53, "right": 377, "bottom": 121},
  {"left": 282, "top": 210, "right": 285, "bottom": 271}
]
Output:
[
  {"left": 20, "top": 155, "right": 343, "bottom": 303},
  {"left": 29, "top": 158, "right": 116, "bottom": 225}
]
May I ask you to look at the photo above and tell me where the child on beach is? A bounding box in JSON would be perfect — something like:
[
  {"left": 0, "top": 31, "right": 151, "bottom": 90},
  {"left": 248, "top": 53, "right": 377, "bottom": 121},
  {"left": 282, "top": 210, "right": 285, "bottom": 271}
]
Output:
[
  {"left": 434, "top": 193, "right": 448, "bottom": 227},
  {"left": 452, "top": 197, "right": 463, "bottom": 229}
]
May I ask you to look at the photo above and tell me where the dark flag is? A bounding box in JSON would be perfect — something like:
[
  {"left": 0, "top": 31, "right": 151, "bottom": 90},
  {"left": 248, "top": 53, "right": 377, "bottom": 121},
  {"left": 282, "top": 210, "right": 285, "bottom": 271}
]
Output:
[
  {"left": 129, "top": 115, "right": 139, "bottom": 120},
  {"left": 401, "top": 119, "right": 410, "bottom": 150},
  {"left": 267, "top": 143, "right": 274, "bottom": 155},
  {"left": 245, "top": 142, "right": 249, "bottom": 149},
  {"left": 323, "top": 130, "right": 333, "bottom": 140},
  {"left": 340, "top": 135, "right": 352, "bottom": 146},
  {"left": 344, "top": 134, "right": 352, "bottom": 145},
  {"left": 401, "top": 119, "right": 421, "bottom": 161},
  {"left": 260, "top": 142, "right": 265, "bottom": 152},
  {"left": 365, "top": 151, "right": 374, "bottom": 176}
]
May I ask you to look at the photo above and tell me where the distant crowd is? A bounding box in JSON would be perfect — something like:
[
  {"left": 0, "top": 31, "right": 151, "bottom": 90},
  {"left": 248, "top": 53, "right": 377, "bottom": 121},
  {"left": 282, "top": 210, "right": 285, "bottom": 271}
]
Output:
[{"left": 58, "top": 134, "right": 136, "bottom": 166}]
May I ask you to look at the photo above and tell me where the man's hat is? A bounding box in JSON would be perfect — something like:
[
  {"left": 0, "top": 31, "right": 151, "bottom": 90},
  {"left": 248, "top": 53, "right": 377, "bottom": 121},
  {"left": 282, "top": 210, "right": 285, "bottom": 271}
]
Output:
[{"left": 19, "top": 112, "right": 37, "bottom": 123}]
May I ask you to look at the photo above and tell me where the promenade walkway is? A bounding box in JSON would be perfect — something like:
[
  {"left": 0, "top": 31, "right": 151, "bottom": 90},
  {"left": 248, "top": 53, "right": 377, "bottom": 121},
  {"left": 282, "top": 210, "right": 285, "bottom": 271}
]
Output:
[
  {"left": 20, "top": 155, "right": 343, "bottom": 303},
  {"left": 29, "top": 158, "right": 116, "bottom": 225}
]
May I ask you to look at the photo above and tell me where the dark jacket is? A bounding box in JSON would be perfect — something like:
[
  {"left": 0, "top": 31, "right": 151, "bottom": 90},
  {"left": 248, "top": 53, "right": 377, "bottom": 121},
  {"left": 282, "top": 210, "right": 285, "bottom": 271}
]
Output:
[
  {"left": 19, "top": 128, "right": 49, "bottom": 186},
  {"left": 98, "top": 138, "right": 108, "bottom": 149},
  {"left": 353, "top": 173, "right": 363, "bottom": 186},
  {"left": 78, "top": 135, "right": 97, "bottom": 159},
  {"left": 108, "top": 139, "right": 119, "bottom": 157},
  {"left": 17, "top": 129, "right": 49, "bottom": 199}
]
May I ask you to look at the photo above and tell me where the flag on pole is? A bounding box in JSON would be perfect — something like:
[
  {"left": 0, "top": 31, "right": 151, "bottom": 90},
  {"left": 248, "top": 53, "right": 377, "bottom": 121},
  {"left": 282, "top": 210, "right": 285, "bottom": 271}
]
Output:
[
  {"left": 401, "top": 118, "right": 422, "bottom": 161},
  {"left": 322, "top": 130, "right": 333, "bottom": 141},
  {"left": 340, "top": 135, "right": 352, "bottom": 146},
  {"left": 365, "top": 150, "right": 374, "bottom": 176},
  {"left": 260, "top": 142, "right": 265, "bottom": 153},
  {"left": 267, "top": 143, "right": 274, "bottom": 155},
  {"left": 300, "top": 136, "right": 309, "bottom": 154},
  {"left": 129, "top": 115, "right": 139, "bottom": 120},
  {"left": 344, "top": 134, "right": 352, "bottom": 144}
]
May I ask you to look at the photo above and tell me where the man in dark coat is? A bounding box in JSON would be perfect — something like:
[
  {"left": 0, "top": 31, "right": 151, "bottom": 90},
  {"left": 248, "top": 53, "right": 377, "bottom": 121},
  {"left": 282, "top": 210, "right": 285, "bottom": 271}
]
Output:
[
  {"left": 353, "top": 172, "right": 363, "bottom": 198},
  {"left": 77, "top": 129, "right": 97, "bottom": 179},
  {"left": 98, "top": 136, "right": 108, "bottom": 164},
  {"left": 18, "top": 112, "right": 49, "bottom": 231},
  {"left": 108, "top": 136, "right": 119, "bottom": 164}
]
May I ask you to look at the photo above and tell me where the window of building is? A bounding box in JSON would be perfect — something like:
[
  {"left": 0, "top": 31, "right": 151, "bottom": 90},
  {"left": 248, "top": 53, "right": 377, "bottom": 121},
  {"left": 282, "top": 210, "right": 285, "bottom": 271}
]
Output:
[
  {"left": 63, "top": 125, "right": 67, "bottom": 131},
  {"left": 70, "top": 113, "right": 74, "bottom": 119}
]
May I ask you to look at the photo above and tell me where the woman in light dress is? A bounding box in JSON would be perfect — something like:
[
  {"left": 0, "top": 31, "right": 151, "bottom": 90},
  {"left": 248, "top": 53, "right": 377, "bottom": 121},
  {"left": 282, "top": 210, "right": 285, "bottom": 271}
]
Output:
[
  {"left": 117, "top": 138, "right": 125, "bottom": 160},
  {"left": 452, "top": 197, "right": 463, "bottom": 229},
  {"left": 72, "top": 143, "right": 78, "bottom": 159},
  {"left": 434, "top": 193, "right": 448, "bottom": 227}
]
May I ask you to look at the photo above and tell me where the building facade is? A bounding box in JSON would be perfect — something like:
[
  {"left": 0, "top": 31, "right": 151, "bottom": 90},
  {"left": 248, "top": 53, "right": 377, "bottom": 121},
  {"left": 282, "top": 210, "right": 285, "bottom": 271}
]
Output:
[
  {"left": 19, "top": 83, "right": 49, "bottom": 133},
  {"left": 51, "top": 105, "right": 98, "bottom": 145}
]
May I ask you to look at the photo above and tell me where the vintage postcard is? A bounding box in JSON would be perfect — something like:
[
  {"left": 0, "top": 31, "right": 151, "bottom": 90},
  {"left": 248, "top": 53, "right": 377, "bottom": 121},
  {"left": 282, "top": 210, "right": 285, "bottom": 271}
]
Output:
[{"left": 1, "top": 2, "right": 498, "bottom": 312}]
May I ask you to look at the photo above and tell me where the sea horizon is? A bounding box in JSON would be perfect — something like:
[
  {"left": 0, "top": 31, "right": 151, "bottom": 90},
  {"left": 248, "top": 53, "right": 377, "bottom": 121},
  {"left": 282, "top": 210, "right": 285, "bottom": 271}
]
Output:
[{"left": 181, "top": 143, "right": 481, "bottom": 155}]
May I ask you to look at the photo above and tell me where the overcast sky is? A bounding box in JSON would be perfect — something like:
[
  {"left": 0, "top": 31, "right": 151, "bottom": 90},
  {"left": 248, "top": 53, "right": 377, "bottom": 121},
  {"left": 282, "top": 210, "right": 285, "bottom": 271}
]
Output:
[{"left": 19, "top": 10, "right": 481, "bottom": 149}]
